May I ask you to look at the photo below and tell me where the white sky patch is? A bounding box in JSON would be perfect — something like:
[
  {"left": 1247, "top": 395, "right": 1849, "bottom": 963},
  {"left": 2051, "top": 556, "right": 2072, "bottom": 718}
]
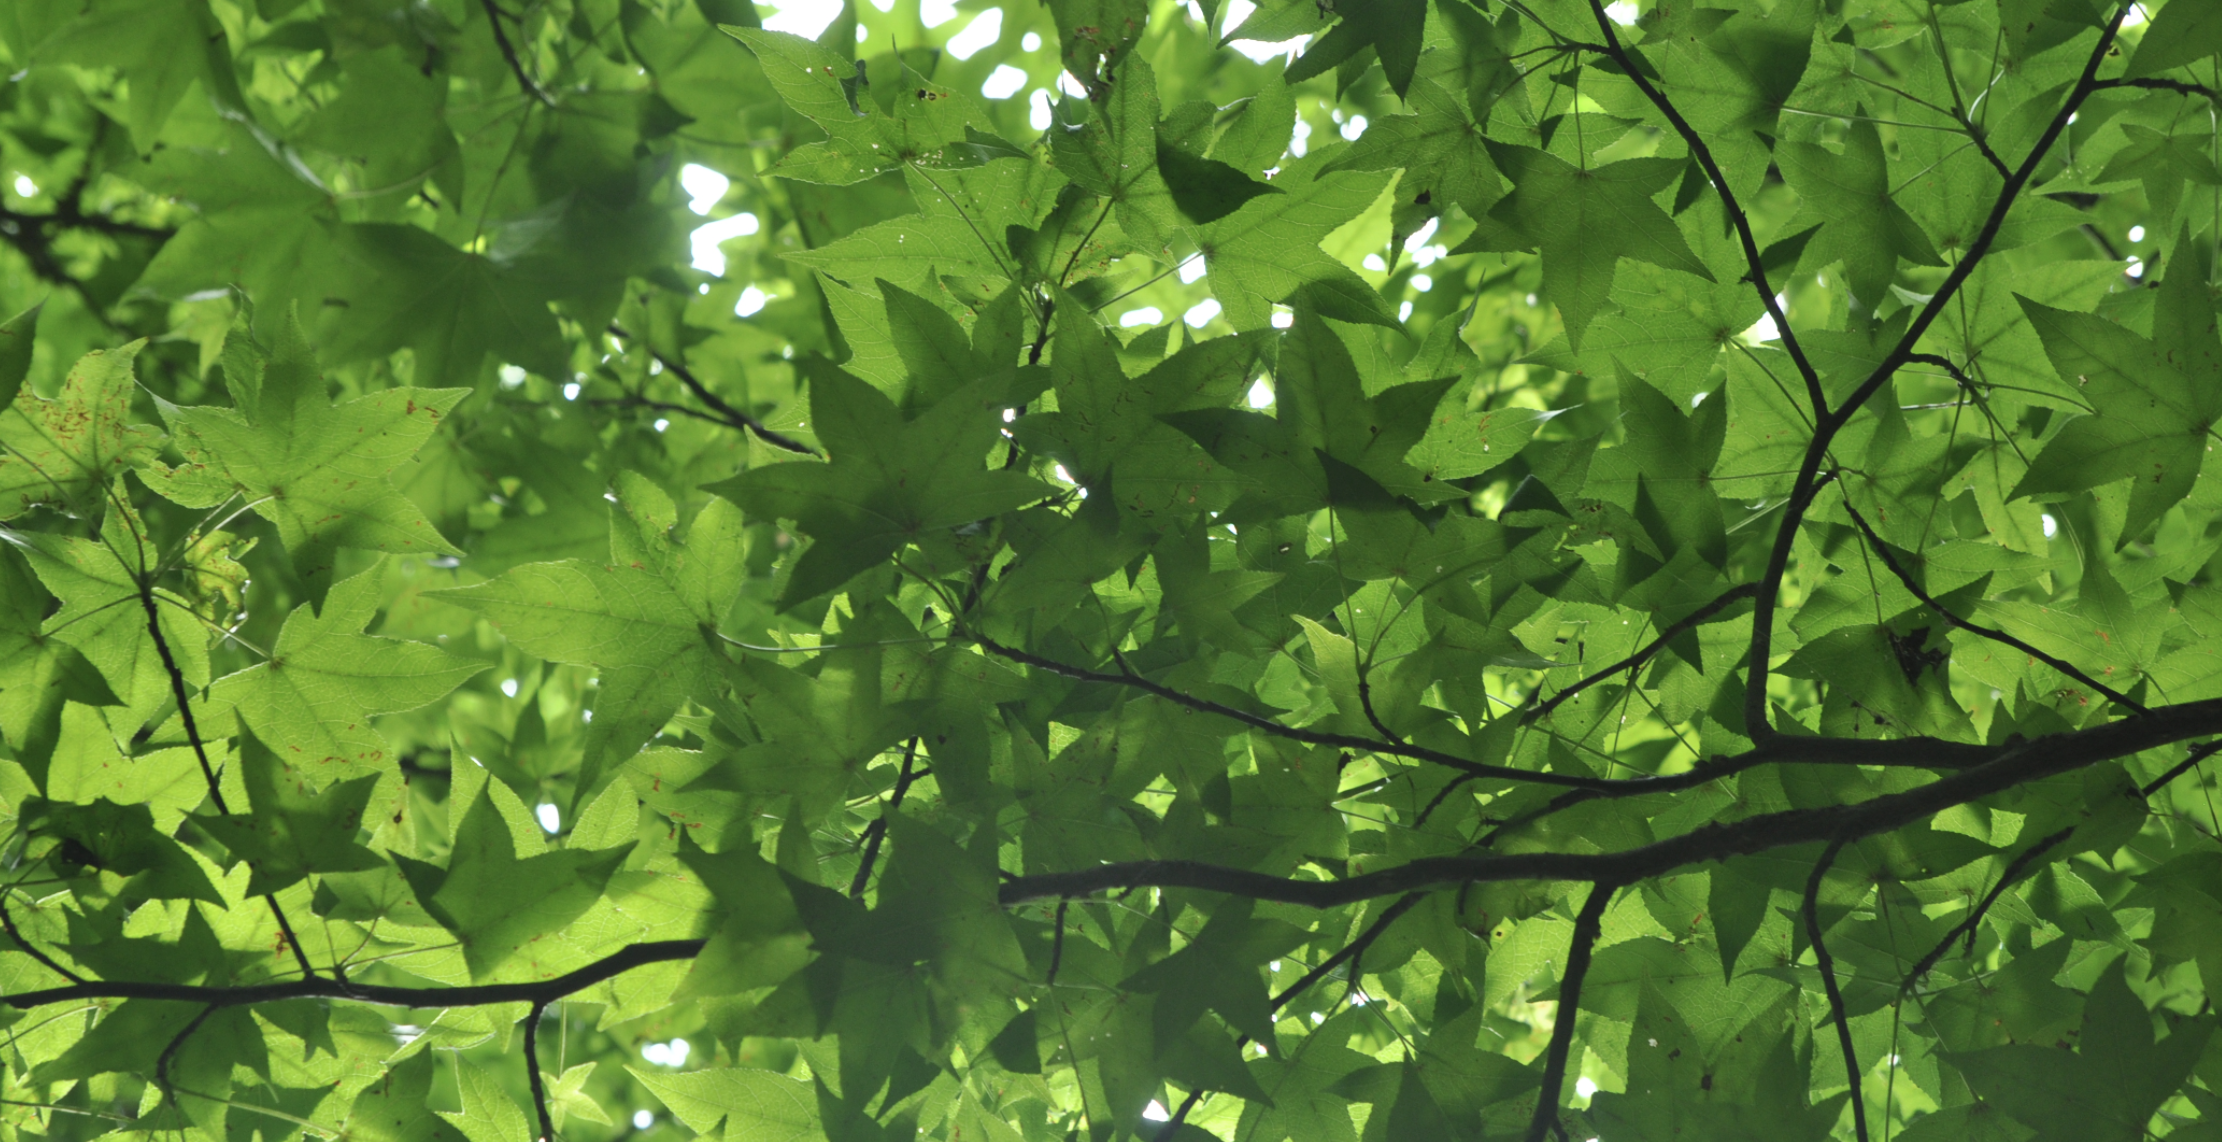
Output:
[
  {"left": 1022, "top": 31, "right": 1041, "bottom": 52},
  {"left": 641, "top": 1039, "right": 691, "bottom": 1067},
  {"left": 501, "top": 678, "right": 520, "bottom": 697},
  {"left": 921, "top": 0, "right": 958, "bottom": 26},
  {"left": 690, "top": 212, "right": 759, "bottom": 276},
  {"left": 2042, "top": 513, "right": 2058, "bottom": 537},
  {"left": 1340, "top": 114, "right": 1368, "bottom": 141},
  {"left": 562, "top": 382, "right": 582, "bottom": 400},
  {"left": 1030, "top": 89, "right": 1055, "bottom": 130},
  {"left": 1398, "top": 300, "right": 1414, "bottom": 321},
  {"left": 1224, "top": 0, "right": 1311, "bottom": 63},
  {"left": 1404, "top": 217, "right": 1440, "bottom": 251},
  {"left": 1142, "top": 1101, "right": 1170, "bottom": 1122},
  {"left": 982, "top": 64, "right": 1028, "bottom": 100},
  {"left": 11, "top": 176, "right": 35, "bottom": 199},
  {"left": 946, "top": 8, "right": 1003, "bottom": 60},
  {"left": 1271, "top": 307, "right": 1294, "bottom": 329},
  {"left": 536, "top": 803, "right": 560, "bottom": 833},
  {"left": 736, "top": 286, "right": 770, "bottom": 317},
  {"left": 1604, "top": 0, "right": 1638, "bottom": 24},
  {"left": 1247, "top": 377, "right": 1274, "bottom": 407},
  {"left": 1742, "top": 312, "right": 1779, "bottom": 344},
  {"left": 1411, "top": 274, "right": 1432, "bottom": 292},
  {"left": 1576, "top": 1077, "right": 1599, "bottom": 1099},
  {"left": 1180, "top": 256, "right": 1209, "bottom": 284},
  {"left": 1119, "top": 307, "right": 1162, "bottom": 327},
  {"left": 1363, "top": 253, "right": 1387, "bottom": 272},
  {"left": 2129, "top": 224, "right": 2147, "bottom": 243},
  {"left": 1059, "top": 70, "right": 1090, "bottom": 98},
  {"left": 633, "top": 1111, "right": 656, "bottom": 1130},
  {"left": 1185, "top": 298, "right": 1222, "bottom": 327},
  {"left": 1291, "top": 117, "right": 1312, "bottom": 157},
  {"left": 761, "top": 0, "right": 843, "bottom": 38}
]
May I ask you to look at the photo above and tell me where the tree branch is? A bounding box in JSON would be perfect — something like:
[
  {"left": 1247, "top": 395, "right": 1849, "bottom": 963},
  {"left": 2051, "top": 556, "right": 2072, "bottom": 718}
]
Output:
[
  {"left": 999, "top": 697, "right": 2222, "bottom": 907},
  {"left": 0, "top": 939, "right": 706, "bottom": 1011},
  {"left": 1583, "top": 0, "right": 1828, "bottom": 414},
  {"left": 606, "top": 323, "right": 821, "bottom": 456},
  {"left": 1527, "top": 882, "right": 1616, "bottom": 1142},
  {"left": 1803, "top": 838, "right": 1867, "bottom": 1142},
  {"left": 1900, "top": 826, "right": 2073, "bottom": 990},
  {"left": 849, "top": 738, "right": 921, "bottom": 898},
  {"left": 480, "top": 0, "right": 556, "bottom": 106},
  {"left": 1525, "top": 584, "right": 1760, "bottom": 723},
  {"left": 2094, "top": 76, "right": 2222, "bottom": 103},
  {"left": 1152, "top": 892, "right": 1428, "bottom": 1142},
  {"left": 2141, "top": 739, "right": 2222, "bottom": 798},
  {"left": 138, "top": 586, "right": 321, "bottom": 982},
  {"left": 1838, "top": 498, "right": 2147, "bottom": 712},
  {"left": 525, "top": 1000, "right": 556, "bottom": 1142},
  {"left": 1740, "top": 8, "right": 2129, "bottom": 738},
  {"left": 0, "top": 895, "right": 81, "bottom": 985}
]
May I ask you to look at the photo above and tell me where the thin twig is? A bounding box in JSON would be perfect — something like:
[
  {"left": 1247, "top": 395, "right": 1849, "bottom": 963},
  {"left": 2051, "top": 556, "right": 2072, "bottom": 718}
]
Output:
[
  {"left": 0, "top": 896, "right": 81, "bottom": 984},
  {"left": 2139, "top": 739, "right": 2222, "bottom": 797},
  {"left": 605, "top": 324, "right": 820, "bottom": 455},
  {"left": 1838, "top": 498, "right": 2146, "bottom": 711},
  {"left": 1526, "top": 584, "right": 1760, "bottom": 723},
  {"left": 139, "top": 585, "right": 321, "bottom": 981},
  {"left": 480, "top": 0, "right": 556, "bottom": 105},
  {"left": 1046, "top": 899, "right": 1070, "bottom": 985},
  {"left": 849, "top": 738, "right": 922, "bottom": 898},
  {"left": 1583, "top": 0, "right": 1827, "bottom": 414},
  {"left": 1804, "top": 838, "right": 1868, "bottom": 1142},
  {"left": 1900, "top": 826, "right": 2074, "bottom": 989},
  {"left": 153, "top": 1004, "right": 220, "bottom": 1105},
  {"left": 1526, "top": 882, "right": 1616, "bottom": 1142}
]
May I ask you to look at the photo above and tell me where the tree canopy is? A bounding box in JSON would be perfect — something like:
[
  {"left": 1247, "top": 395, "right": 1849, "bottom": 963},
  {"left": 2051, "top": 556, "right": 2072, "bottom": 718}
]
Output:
[{"left": 2, "top": 0, "right": 2222, "bottom": 1139}]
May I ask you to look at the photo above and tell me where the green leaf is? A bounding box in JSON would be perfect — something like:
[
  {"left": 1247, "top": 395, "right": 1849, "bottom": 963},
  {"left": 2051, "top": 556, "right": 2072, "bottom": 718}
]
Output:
[
  {"left": 411, "top": 791, "right": 633, "bottom": 977},
  {"left": 202, "top": 559, "right": 482, "bottom": 778},
  {"left": 158, "top": 315, "right": 469, "bottom": 601},
  {"left": 195, "top": 724, "right": 384, "bottom": 894},
  {"left": 1483, "top": 145, "right": 1713, "bottom": 348},
  {"left": 1776, "top": 117, "right": 1943, "bottom": 307},
  {"left": 706, "top": 368, "right": 1045, "bottom": 604},
  {"left": 0, "top": 341, "right": 164, "bottom": 520}
]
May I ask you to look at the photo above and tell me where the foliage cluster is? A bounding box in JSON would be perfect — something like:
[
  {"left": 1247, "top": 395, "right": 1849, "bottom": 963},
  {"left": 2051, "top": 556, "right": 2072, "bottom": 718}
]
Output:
[{"left": 4, "top": 0, "right": 2222, "bottom": 1140}]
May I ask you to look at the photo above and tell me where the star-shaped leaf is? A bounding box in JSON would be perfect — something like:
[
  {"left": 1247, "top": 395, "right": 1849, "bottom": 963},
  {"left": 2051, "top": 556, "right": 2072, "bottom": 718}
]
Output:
[
  {"left": 159, "top": 314, "right": 469, "bottom": 605},
  {"left": 434, "top": 476, "right": 751, "bottom": 795},
  {"left": 12, "top": 493, "right": 207, "bottom": 724},
  {"left": 400, "top": 792, "right": 632, "bottom": 978},
  {"left": 200, "top": 559, "right": 483, "bottom": 780},
  {"left": 1777, "top": 117, "right": 1944, "bottom": 307},
  {"left": 1200, "top": 166, "right": 1399, "bottom": 330},
  {"left": 1483, "top": 144, "right": 1713, "bottom": 349},
  {"left": 195, "top": 724, "right": 384, "bottom": 896},
  {"left": 0, "top": 340, "right": 164, "bottom": 520},
  {"left": 1051, "top": 52, "right": 1180, "bottom": 252},
  {"left": 707, "top": 368, "right": 1045, "bottom": 606},
  {"left": 2012, "top": 252, "right": 2222, "bottom": 536}
]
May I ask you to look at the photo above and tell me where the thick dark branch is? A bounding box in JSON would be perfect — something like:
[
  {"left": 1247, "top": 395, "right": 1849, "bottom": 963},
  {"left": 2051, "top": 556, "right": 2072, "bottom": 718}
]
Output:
[
  {"left": 982, "top": 633, "right": 1998, "bottom": 801},
  {"left": 1527, "top": 883, "right": 1616, "bottom": 1142},
  {"left": 1839, "top": 499, "right": 2146, "bottom": 711},
  {"left": 1803, "top": 839, "right": 1867, "bottom": 1142},
  {"left": 1525, "top": 584, "right": 1759, "bottom": 723},
  {"left": 1583, "top": 0, "right": 1828, "bottom": 414},
  {"left": 480, "top": 0, "right": 556, "bottom": 106},
  {"left": 1900, "top": 826, "right": 2073, "bottom": 990},
  {"left": 1742, "top": 9, "right": 2129, "bottom": 737},
  {"left": 1000, "top": 698, "right": 2222, "bottom": 907},
  {"left": 849, "top": 738, "right": 921, "bottom": 898},
  {"left": 606, "top": 324, "right": 820, "bottom": 456},
  {"left": 0, "top": 939, "right": 706, "bottom": 1011},
  {"left": 525, "top": 1001, "right": 556, "bottom": 1142}
]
